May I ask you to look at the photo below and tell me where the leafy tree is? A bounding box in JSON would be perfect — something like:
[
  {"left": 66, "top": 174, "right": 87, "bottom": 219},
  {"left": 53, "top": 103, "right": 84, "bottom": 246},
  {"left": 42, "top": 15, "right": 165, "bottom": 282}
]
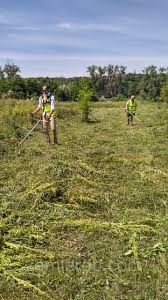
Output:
[
  {"left": 139, "top": 65, "right": 160, "bottom": 100},
  {"left": 3, "top": 62, "right": 20, "bottom": 79},
  {"left": 160, "top": 80, "right": 168, "bottom": 102},
  {"left": 25, "top": 78, "right": 41, "bottom": 98},
  {"left": 1, "top": 60, "right": 168, "bottom": 101},
  {"left": 95, "top": 66, "right": 107, "bottom": 97},
  {"left": 0, "top": 79, "right": 8, "bottom": 97},
  {"left": 9, "top": 76, "right": 26, "bottom": 99},
  {"left": 57, "top": 84, "right": 71, "bottom": 101},
  {"left": 87, "top": 65, "right": 98, "bottom": 80},
  {"left": 0, "top": 66, "right": 4, "bottom": 79},
  {"left": 68, "top": 81, "right": 80, "bottom": 101},
  {"left": 87, "top": 64, "right": 127, "bottom": 98}
]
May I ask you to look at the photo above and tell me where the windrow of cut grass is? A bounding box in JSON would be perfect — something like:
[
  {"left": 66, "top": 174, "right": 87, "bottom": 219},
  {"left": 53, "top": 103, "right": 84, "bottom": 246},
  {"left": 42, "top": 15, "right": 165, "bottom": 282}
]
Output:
[{"left": 0, "top": 99, "right": 168, "bottom": 300}]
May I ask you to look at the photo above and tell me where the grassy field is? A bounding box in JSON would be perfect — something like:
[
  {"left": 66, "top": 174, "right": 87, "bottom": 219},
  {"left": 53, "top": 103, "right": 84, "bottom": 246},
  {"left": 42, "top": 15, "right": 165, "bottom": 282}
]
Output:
[{"left": 0, "top": 99, "right": 168, "bottom": 300}]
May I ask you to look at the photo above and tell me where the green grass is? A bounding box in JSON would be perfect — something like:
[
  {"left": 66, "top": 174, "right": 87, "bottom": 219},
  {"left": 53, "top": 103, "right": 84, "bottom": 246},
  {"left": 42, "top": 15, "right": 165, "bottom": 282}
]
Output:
[{"left": 0, "top": 99, "right": 168, "bottom": 300}]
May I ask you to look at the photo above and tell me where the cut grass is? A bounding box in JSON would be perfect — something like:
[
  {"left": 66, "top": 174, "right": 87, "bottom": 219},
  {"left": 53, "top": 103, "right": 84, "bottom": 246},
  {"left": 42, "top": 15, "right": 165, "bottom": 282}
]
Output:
[{"left": 0, "top": 99, "right": 168, "bottom": 299}]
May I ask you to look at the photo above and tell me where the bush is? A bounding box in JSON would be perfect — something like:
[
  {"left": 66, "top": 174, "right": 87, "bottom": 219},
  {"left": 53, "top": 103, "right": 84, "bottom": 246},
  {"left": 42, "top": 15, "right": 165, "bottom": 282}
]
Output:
[
  {"left": 111, "top": 94, "right": 127, "bottom": 101},
  {"left": 78, "top": 89, "right": 92, "bottom": 122},
  {"left": 160, "top": 80, "right": 168, "bottom": 102}
]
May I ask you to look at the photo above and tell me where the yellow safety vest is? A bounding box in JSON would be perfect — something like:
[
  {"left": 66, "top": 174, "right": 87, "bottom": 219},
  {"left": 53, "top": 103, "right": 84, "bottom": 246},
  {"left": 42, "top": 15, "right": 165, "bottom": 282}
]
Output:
[
  {"left": 127, "top": 99, "right": 137, "bottom": 113},
  {"left": 41, "top": 94, "right": 55, "bottom": 116}
]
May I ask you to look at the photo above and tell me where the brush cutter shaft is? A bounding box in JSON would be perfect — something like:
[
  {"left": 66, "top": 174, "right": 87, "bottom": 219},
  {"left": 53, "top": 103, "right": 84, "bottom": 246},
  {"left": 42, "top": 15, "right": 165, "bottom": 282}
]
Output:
[
  {"left": 19, "top": 120, "right": 41, "bottom": 146},
  {"left": 130, "top": 113, "right": 141, "bottom": 122},
  {"left": 126, "top": 110, "right": 141, "bottom": 122}
]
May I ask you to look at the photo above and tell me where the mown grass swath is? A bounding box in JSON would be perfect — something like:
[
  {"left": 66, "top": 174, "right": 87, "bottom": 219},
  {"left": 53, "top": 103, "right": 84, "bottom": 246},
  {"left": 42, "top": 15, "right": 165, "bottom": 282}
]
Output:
[{"left": 0, "top": 99, "right": 168, "bottom": 300}]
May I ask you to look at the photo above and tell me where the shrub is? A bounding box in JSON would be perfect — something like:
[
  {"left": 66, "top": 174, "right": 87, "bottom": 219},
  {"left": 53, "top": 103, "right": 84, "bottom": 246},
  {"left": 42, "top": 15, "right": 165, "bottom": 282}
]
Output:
[
  {"left": 78, "top": 80, "right": 93, "bottom": 122},
  {"left": 160, "top": 80, "right": 168, "bottom": 102}
]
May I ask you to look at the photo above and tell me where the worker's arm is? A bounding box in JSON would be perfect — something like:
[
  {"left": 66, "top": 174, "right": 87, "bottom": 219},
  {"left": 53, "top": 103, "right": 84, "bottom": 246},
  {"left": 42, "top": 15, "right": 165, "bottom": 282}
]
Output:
[
  {"left": 47, "top": 95, "right": 55, "bottom": 118},
  {"left": 31, "top": 96, "right": 42, "bottom": 116},
  {"left": 31, "top": 107, "right": 41, "bottom": 115},
  {"left": 125, "top": 100, "right": 129, "bottom": 111}
]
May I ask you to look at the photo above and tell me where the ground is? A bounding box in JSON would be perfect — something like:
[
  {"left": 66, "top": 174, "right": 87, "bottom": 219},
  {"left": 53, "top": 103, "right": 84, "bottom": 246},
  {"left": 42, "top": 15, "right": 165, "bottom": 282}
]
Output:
[{"left": 0, "top": 100, "right": 168, "bottom": 300}]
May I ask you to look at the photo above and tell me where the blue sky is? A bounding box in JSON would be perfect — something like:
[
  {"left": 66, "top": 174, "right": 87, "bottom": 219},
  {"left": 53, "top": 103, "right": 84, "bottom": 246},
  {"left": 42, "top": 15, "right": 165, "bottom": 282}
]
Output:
[{"left": 0, "top": 0, "right": 168, "bottom": 77}]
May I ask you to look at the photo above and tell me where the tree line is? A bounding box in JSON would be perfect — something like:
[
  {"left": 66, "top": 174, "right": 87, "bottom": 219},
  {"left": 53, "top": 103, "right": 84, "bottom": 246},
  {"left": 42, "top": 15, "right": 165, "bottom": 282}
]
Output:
[{"left": 1, "top": 62, "right": 168, "bottom": 101}]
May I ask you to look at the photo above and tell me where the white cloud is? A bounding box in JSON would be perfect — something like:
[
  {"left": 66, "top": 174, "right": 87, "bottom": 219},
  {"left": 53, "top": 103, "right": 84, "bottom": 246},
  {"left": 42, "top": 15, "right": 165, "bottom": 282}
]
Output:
[
  {"left": 34, "top": 21, "right": 168, "bottom": 42},
  {"left": 8, "top": 21, "right": 126, "bottom": 34},
  {"left": 55, "top": 22, "right": 125, "bottom": 32},
  {"left": 7, "top": 32, "right": 93, "bottom": 48},
  {"left": 57, "top": 23, "right": 72, "bottom": 29},
  {"left": 13, "top": 25, "right": 40, "bottom": 31}
]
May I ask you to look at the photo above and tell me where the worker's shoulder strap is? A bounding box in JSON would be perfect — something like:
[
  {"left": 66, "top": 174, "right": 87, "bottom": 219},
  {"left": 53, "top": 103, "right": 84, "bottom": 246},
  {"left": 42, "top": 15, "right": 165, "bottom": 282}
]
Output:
[
  {"left": 41, "top": 92, "right": 52, "bottom": 103},
  {"left": 41, "top": 92, "right": 52, "bottom": 99}
]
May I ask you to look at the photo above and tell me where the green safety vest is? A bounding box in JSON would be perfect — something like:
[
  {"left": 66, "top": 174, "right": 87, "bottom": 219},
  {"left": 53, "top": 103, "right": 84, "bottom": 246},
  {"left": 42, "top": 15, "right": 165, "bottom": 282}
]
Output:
[{"left": 127, "top": 99, "right": 137, "bottom": 113}]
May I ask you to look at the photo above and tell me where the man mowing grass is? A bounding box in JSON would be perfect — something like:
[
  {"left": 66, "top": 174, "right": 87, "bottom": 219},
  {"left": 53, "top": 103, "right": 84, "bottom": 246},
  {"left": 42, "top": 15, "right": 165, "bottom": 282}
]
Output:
[
  {"left": 31, "top": 85, "right": 58, "bottom": 144},
  {"left": 125, "top": 95, "right": 137, "bottom": 126}
]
